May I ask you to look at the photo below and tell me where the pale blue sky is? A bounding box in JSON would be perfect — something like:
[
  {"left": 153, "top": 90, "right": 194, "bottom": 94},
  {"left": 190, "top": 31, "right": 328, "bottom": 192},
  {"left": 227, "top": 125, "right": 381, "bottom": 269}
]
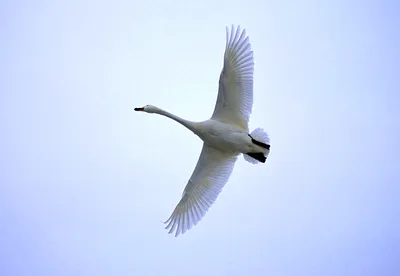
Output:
[{"left": 1, "top": 0, "right": 399, "bottom": 275}]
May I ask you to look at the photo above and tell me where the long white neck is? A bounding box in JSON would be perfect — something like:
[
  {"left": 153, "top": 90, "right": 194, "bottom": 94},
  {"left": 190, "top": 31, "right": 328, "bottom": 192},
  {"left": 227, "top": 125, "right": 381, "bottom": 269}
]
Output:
[{"left": 153, "top": 107, "right": 197, "bottom": 133}]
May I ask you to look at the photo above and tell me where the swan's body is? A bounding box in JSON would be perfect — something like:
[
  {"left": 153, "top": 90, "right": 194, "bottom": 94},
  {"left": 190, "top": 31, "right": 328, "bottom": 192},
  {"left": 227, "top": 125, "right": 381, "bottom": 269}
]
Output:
[
  {"left": 196, "top": 120, "right": 260, "bottom": 153},
  {"left": 135, "top": 25, "right": 270, "bottom": 236}
]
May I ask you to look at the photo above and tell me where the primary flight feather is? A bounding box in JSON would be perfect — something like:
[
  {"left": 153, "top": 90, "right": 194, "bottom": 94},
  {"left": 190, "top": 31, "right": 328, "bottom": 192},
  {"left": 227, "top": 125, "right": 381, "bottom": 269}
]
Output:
[{"left": 135, "top": 25, "right": 271, "bottom": 237}]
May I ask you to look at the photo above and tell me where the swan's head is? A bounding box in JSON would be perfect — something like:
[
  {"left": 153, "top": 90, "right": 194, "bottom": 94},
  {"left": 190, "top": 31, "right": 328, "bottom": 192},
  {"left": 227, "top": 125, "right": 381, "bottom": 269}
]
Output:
[{"left": 134, "top": 104, "right": 159, "bottom": 113}]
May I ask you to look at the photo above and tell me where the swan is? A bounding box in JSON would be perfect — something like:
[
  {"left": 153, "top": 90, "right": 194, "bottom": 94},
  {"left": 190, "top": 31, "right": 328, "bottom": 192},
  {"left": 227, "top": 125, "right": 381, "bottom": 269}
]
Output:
[{"left": 135, "top": 25, "right": 270, "bottom": 237}]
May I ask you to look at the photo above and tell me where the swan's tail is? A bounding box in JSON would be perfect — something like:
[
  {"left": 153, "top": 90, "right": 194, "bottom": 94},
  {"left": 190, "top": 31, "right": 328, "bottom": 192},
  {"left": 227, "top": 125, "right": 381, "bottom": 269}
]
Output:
[{"left": 243, "top": 128, "right": 270, "bottom": 164}]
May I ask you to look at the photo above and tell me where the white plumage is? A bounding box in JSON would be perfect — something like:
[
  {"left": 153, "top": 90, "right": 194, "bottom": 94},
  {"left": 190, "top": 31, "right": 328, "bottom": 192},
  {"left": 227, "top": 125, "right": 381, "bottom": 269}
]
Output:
[
  {"left": 135, "top": 25, "right": 270, "bottom": 237},
  {"left": 212, "top": 25, "right": 254, "bottom": 131},
  {"left": 164, "top": 145, "right": 237, "bottom": 236}
]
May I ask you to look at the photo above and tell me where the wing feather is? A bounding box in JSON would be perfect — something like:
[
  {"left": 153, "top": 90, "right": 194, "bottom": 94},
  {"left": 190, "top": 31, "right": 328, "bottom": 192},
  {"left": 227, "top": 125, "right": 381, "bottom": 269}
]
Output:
[
  {"left": 164, "top": 144, "right": 238, "bottom": 237},
  {"left": 211, "top": 25, "right": 254, "bottom": 131}
]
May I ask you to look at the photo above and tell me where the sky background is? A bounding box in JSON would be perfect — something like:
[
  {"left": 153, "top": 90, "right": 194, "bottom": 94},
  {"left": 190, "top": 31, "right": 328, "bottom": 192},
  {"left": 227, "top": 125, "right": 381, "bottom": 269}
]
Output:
[{"left": 1, "top": 0, "right": 399, "bottom": 275}]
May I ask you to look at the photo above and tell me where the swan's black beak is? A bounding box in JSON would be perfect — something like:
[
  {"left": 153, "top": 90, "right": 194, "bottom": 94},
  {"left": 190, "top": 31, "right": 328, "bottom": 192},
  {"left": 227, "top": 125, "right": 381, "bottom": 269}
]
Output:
[{"left": 134, "top": 107, "right": 144, "bottom": 111}]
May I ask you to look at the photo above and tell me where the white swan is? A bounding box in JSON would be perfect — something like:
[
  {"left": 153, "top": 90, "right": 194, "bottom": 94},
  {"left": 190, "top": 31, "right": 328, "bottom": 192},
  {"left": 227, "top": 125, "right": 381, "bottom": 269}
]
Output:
[{"left": 135, "top": 25, "right": 270, "bottom": 237}]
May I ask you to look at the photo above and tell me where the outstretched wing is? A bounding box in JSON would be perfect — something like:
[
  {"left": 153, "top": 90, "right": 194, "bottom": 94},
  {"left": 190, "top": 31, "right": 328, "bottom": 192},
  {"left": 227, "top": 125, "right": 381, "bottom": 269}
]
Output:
[
  {"left": 164, "top": 144, "right": 238, "bottom": 237},
  {"left": 211, "top": 25, "right": 254, "bottom": 131}
]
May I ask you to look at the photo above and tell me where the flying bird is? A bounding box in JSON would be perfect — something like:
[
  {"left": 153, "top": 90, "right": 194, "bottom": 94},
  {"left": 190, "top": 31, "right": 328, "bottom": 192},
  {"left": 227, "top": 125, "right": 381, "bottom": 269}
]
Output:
[{"left": 135, "top": 25, "right": 270, "bottom": 237}]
